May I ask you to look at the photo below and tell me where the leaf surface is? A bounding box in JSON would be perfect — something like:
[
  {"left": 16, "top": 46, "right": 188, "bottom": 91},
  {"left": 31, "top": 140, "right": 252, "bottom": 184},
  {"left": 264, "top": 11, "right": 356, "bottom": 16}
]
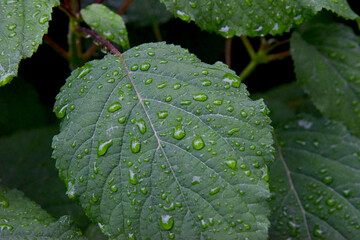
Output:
[
  {"left": 81, "top": 4, "right": 130, "bottom": 50},
  {"left": 52, "top": 42, "right": 274, "bottom": 239},
  {"left": 291, "top": 22, "right": 360, "bottom": 136},
  {"left": 0, "top": 185, "right": 85, "bottom": 239},
  {"left": 269, "top": 115, "right": 360, "bottom": 239},
  {"left": 160, "top": 0, "right": 357, "bottom": 37},
  {"left": 0, "top": 0, "right": 59, "bottom": 86}
]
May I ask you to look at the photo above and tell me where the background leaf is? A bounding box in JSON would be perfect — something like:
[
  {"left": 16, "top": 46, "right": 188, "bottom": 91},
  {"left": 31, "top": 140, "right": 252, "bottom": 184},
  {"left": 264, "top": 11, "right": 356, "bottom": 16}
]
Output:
[
  {"left": 291, "top": 22, "right": 360, "bottom": 136},
  {"left": 0, "top": 78, "right": 54, "bottom": 136},
  {"left": 52, "top": 42, "right": 274, "bottom": 239},
  {"left": 269, "top": 115, "right": 360, "bottom": 239},
  {"left": 0, "top": 185, "right": 85, "bottom": 239},
  {"left": 252, "top": 82, "right": 321, "bottom": 127},
  {"left": 160, "top": 0, "right": 358, "bottom": 37},
  {"left": 82, "top": 0, "right": 172, "bottom": 27},
  {"left": 0, "top": 126, "right": 90, "bottom": 230},
  {"left": 81, "top": 4, "right": 130, "bottom": 50},
  {"left": 0, "top": 0, "right": 59, "bottom": 86}
]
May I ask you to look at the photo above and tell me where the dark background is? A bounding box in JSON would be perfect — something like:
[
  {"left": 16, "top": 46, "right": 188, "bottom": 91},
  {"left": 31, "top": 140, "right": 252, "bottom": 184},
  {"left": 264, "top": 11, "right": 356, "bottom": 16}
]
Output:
[{"left": 18, "top": 1, "right": 360, "bottom": 110}]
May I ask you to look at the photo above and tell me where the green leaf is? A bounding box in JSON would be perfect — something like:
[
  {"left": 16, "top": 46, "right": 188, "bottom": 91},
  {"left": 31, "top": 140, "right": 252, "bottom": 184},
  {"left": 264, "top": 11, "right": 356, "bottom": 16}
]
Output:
[
  {"left": 0, "top": 185, "right": 85, "bottom": 239},
  {"left": 0, "top": 0, "right": 59, "bottom": 86},
  {"left": 82, "top": 0, "right": 172, "bottom": 27},
  {"left": 52, "top": 42, "right": 274, "bottom": 239},
  {"left": 269, "top": 115, "right": 360, "bottom": 239},
  {"left": 291, "top": 22, "right": 360, "bottom": 137},
  {"left": 81, "top": 4, "right": 130, "bottom": 50},
  {"left": 0, "top": 126, "right": 89, "bottom": 229},
  {"left": 251, "top": 82, "right": 320, "bottom": 127},
  {"left": 160, "top": 0, "right": 358, "bottom": 37}
]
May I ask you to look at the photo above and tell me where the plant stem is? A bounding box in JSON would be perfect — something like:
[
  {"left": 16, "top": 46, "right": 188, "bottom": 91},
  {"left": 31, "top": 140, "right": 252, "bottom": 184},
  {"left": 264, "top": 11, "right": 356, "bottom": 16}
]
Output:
[
  {"left": 152, "top": 20, "right": 163, "bottom": 42},
  {"left": 43, "top": 35, "right": 69, "bottom": 59},
  {"left": 240, "top": 36, "right": 256, "bottom": 60},
  {"left": 95, "top": 0, "right": 105, "bottom": 3},
  {"left": 225, "top": 38, "right": 232, "bottom": 68},
  {"left": 266, "top": 50, "right": 291, "bottom": 61},
  {"left": 81, "top": 44, "right": 99, "bottom": 61},
  {"left": 68, "top": 18, "right": 84, "bottom": 69},
  {"left": 117, "top": 0, "right": 133, "bottom": 15},
  {"left": 239, "top": 60, "right": 258, "bottom": 80},
  {"left": 78, "top": 27, "right": 122, "bottom": 57}
]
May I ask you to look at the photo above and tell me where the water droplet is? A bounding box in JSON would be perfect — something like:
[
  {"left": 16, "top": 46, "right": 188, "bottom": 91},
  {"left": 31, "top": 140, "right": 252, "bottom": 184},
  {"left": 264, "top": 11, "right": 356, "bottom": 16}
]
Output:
[
  {"left": 225, "top": 159, "right": 237, "bottom": 170},
  {"left": 176, "top": 10, "right": 191, "bottom": 21},
  {"left": 54, "top": 104, "right": 68, "bottom": 119},
  {"left": 227, "top": 128, "right": 240, "bottom": 135},
  {"left": 140, "top": 63, "right": 151, "bottom": 71},
  {"left": 157, "top": 111, "right": 168, "bottom": 119},
  {"left": 130, "top": 139, "right": 141, "bottom": 153},
  {"left": 128, "top": 233, "right": 135, "bottom": 240},
  {"left": 157, "top": 82, "right": 167, "bottom": 89},
  {"left": 97, "top": 139, "right": 113, "bottom": 156},
  {"left": 131, "top": 64, "right": 139, "bottom": 71},
  {"left": 108, "top": 102, "right": 122, "bottom": 112},
  {"left": 160, "top": 215, "right": 174, "bottom": 230},
  {"left": 201, "top": 79, "right": 212, "bottom": 86},
  {"left": 136, "top": 119, "right": 147, "bottom": 134},
  {"left": 110, "top": 185, "right": 118, "bottom": 192},
  {"left": 193, "top": 135, "right": 205, "bottom": 150},
  {"left": 200, "top": 219, "right": 208, "bottom": 229},
  {"left": 147, "top": 52, "right": 155, "bottom": 56},
  {"left": 173, "top": 83, "right": 181, "bottom": 89},
  {"left": 180, "top": 100, "right": 192, "bottom": 105},
  {"left": 222, "top": 73, "right": 241, "bottom": 88},
  {"left": 7, "top": 23, "right": 16, "bottom": 30},
  {"left": 129, "top": 170, "right": 138, "bottom": 185},
  {"left": 145, "top": 78, "right": 153, "bottom": 85},
  {"left": 0, "top": 195, "right": 9, "bottom": 208},
  {"left": 209, "top": 187, "right": 220, "bottom": 195},
  {"left": 0, "top": 224, "right": 13, "bottom": 231},
  {"left": 313, "top": 225, "right": 324, "bottom": 238},
  {"left": 213, "top": 99, "right": 222, "bottom": 105},
  {"left": 193, "top": 93, "right": 208, "bottom": 101},
  {"left": 91, "top": 193, "right": 98, "bottom": 202},
  {"left": 322, "top": 176, "right": 333, "bottom": 184},
  {"left": 192, "top": 176, "right": 201, "bottom": 185},
  {"left": 39, "top": 14, "right": 49, "bottom": 24},
  {"left": 118, "top": 116, "right": 126, "bottom": 123},
  {"left": 173, "top": 124, "right": 186, "bottom": 140}
]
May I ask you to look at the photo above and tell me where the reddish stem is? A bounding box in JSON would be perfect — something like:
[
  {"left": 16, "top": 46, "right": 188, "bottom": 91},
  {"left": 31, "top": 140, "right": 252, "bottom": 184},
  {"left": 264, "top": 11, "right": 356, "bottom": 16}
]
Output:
[
  {"left": 225, "top": 38, "right": 232, "bottom": 68},
  {"left": 266, "top": 50, "right": 291, "bottom": 61},
  {"left": 95, "top": 0, "right": 105, "bottom": 3},
  {"left": 117, "top": 0, "right": 133, "bottom": 15},
  {"left": 77, "top": 27, "right": 122, "bottom": 56},
  {"left": 43, "top": 35, "right": 69, "bottom": 59},
  {"left": 82, "top": 44, "right": 99, "bottom": 60}
]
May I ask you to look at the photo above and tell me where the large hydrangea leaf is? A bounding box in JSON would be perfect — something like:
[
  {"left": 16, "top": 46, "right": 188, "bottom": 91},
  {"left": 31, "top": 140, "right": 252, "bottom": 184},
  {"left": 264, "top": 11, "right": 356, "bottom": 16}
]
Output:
[
  {"left": 0, "top": 185, "right": 85, "bottom": 239},
  {"left": 160, "top": 0, "right": 357, "bottom": 37},
  {"left": 0, "top": 0, "right": 59, "bottom": 86},
  {"left": 52, "top": 42, "right": 274, "bottom": 239},
  {"left": 269, "top": 115, "right": 360, "bottom": 239},
  {"left": 291, "top": 22, "right": 360, "bottom": 137}
]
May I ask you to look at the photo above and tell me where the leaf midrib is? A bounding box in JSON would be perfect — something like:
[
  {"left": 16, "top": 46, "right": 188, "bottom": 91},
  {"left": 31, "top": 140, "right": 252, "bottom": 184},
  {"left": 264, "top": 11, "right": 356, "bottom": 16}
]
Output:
[{"left": 117, "top": 53, "right": 198, "bottom": 227}]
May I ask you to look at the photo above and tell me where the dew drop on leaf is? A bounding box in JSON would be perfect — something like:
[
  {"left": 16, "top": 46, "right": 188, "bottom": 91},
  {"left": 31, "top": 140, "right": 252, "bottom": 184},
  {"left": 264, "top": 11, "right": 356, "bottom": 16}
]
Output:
[
  {"left": 173, "top": 124, "right": 186, "bottom": 140},
  {"left": 160, "top": 215, "right": 174, "bottom": 230},
  {"left": 193, "top": 135, "right": 205, "bottom": 150},
  {"left": 97, "top": 139, "right": 113, "bottom": 156},
  {"left": 130, "top": 139, "right": 141, "bottom": 153}
]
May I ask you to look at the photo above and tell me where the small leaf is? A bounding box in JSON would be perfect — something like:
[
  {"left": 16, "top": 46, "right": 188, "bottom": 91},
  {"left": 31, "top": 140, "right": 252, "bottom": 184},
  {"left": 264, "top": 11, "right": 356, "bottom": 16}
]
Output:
[
  {"left": 160, "top": 0, "right": 358, "bottom": 37},
  {"left": 81, "top": 4, "right": 130, "bottom": 50},
  {"left": 291, "top": 22, "right": 360, "bottom": 136},
  {"left": 0, "top": 0, "right": 59, "bottom": 86},
  {"left": 52, "top": 42, "right": 274, "bottom": 239},
  {"left": 0, "top": 185, "right": 85, "bottom": 239},
  {"left": 270, "top": 115, "right": 360, "bottom": 239},
  {"left": 82, "top": 0, "right": 173, "bottom": 27}
]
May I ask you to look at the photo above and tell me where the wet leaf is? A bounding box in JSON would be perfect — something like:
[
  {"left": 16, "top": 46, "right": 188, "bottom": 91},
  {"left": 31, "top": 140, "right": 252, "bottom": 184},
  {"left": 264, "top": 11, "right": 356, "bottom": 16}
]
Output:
[
  {"left": 270, "top": 115, "right": 360, "bottom": 239},
  {"left": 0, "top": 185, "right": 85, "bottom": 239},
  {"left": 160, "top": 0, "right": 357, "bottom": 37},
  {"left": 52, "top": 42, "right": 274, "bottom": 239},
  {"left": 81, "top": 4, "right": 130, "bottom": 50},
  {"left": 0, "top": 0, "right": 59, "bottom": 86},
  {"left": 291, "top": 22, "right": 360, "bottom": 136}
]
